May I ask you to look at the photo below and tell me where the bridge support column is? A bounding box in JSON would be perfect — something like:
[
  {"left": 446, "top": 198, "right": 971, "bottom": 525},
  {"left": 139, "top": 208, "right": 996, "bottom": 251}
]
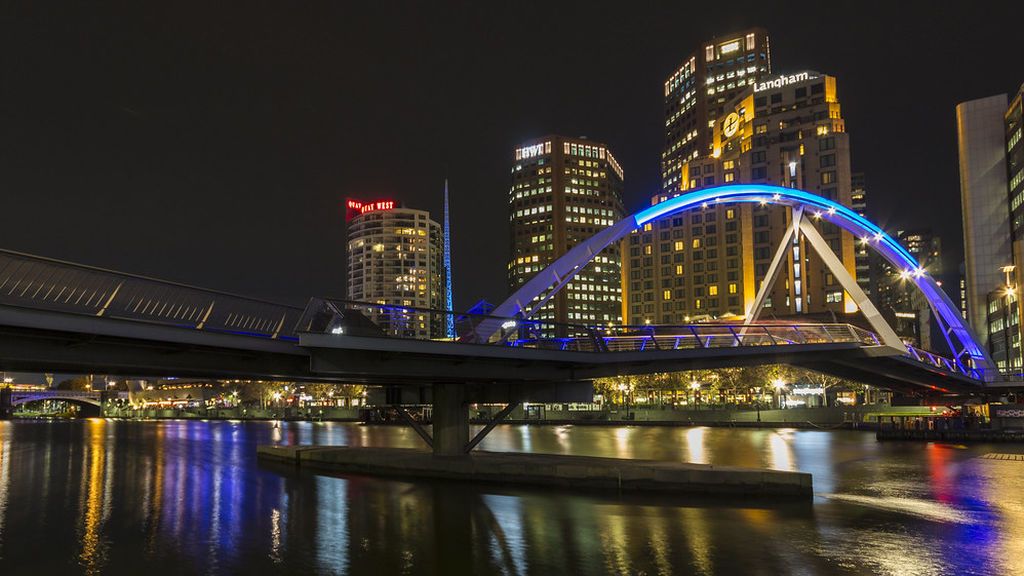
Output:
[
  {"left": 0, "top": 387, "right": 11, "bottom": 419},
  {"left": 432, "top": 382, "right": 468, "bottom": 456}
]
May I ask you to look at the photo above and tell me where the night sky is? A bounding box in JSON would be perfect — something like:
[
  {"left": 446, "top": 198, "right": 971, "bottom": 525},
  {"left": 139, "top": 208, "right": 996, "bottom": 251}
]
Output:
[{"left": 3, "top": 2, "right": 1021, "bottom": 309}]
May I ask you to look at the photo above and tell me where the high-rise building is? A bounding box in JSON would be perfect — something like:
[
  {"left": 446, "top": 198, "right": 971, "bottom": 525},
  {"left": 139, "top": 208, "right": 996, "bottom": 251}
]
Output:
[
  {"left": 850, "top": 172, "right": 876, "bottom": 297},
  {"left": 956, "top": 94, "right": 1013, "bottom": 357},
  {"left": 508, "top": 136, "right": 625, "bottom": 331},
  {"left": 1005, "top": 85, "right": 1024, "bottom": 238},
  {"left": 662, "top": 28, "right": 771, "bottom": 196},
  {"left": 625, "top": 70, "right": 857, "bottom": 324},
  {"left": 345, "top": 199, "right": 444, "bottom": 339},
  {"left": 875, "top": 229, "right": 942, "bottom": 348}
]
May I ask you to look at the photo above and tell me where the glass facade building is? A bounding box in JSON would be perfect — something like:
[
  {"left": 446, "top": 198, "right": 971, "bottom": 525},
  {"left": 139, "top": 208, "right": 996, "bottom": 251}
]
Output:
[{"left": 956, "top": 93, "right": 1015, "bottom": 367}]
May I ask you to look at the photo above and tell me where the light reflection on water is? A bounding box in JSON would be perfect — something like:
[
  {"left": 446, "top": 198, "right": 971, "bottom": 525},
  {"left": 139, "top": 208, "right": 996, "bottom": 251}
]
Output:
[{"left": 0, "top": 419, "right": 1021, "bottom": 575}]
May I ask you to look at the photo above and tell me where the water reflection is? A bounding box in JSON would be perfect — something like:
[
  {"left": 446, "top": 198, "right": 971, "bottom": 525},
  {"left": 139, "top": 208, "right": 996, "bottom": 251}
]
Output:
[{"left": 0, "top": 420, "right": 1020, "bottom": 575}]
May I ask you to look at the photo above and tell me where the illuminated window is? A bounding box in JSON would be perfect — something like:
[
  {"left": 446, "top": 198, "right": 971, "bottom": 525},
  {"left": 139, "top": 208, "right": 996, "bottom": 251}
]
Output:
[
  {"left": 723, "top": 160, "right": 735, "bottom": 169},
  {"left": 745, "top": 33, "right": 756, "bottom": 50},
  {"left": 643, "top": 223, "right": 653, "bottom": 232},
  {"left": 676, "top": 265, "right": 684, "bottom": 275},
  {"left": 728, "top": 283, "right": 737, "bottom": 294},
  {"left": 726, "top": 209, "right": 735, "bottom": 219},
  {"left": 708, "top": 285, "right": 718, "bottom": 296},
  {"left": 663, "top": 290, "right": 672, "bottom": 300},
  {"left": 644, "top": 245, "right": 652, "bottom": 255},
  {"left": 674, "top": 241, "right": 684, "bottom": 251},
  {"left": 724, "top": 173, "right": 735, "bottom": 182},
  {"left": 705, "top": 45, "right": 714, "bottom": 61},
  {"left": 692, "top": 238, "right": 702, "bottom": 249},
  {"left": 695, "top": 299, "right": 703, "bottom": 309}
]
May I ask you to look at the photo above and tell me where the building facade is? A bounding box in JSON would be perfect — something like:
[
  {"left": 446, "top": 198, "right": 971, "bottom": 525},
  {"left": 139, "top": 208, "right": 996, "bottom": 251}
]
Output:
[
  {"left": 956, "top": 94, "right": 1013, "bottom": 350},
  {"left": 346, "top": 199, "right": 444, "bottom": 339},
  {"left": 850, "top": 172, "right": 877, "bottom": 297},
  {"left": 508, "top": 136, "right": 625, "bottom": 331},
  {"left": 625, "top": 69, "right": 857, "bottom": 324},
  {"left": 662, "top": 27, "right": 771, "bottom": 196},
  {"left": 875, "top": 229, "right": 942, "bottom": 348}
]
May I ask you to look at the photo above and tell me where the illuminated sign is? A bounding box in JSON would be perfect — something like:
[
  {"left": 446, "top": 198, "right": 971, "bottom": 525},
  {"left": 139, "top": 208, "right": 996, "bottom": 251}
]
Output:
[
  {"left": 360, "top": 200, "right": 395, "bottom": 214},
  {"left": 345, "top": 199, "right": 396, "bottom": 220},
  {"left": 753, "top": 71, "right": 818, "bottom": 93},
  {"left": 789, "top": 387, "right": 825, "bottom": 396},
  {"left": 894, "top": 311, "right": 917, "bottom": 319},
  {"left": 719, "top": 40, "right": 741, "bottom": 54},
  {"left": 722, "top": 112, "right": 740, "bottom": 138},
  {"left": 515, "top": 141, "right": 551, "bottom": 160}
]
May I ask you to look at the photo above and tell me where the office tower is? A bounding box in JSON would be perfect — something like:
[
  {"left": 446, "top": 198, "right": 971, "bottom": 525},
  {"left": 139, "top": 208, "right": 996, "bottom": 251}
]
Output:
[
  {"left": 956, "top": 94, "right": 1013, "bottom": 358},
  {"left": 876, "top": 229, "right": 942, "bottom": 348},
  {"left": 345, "top": 199, "right": 444, "bottom": 339},
  {"left": 625, "top": 70, "right": 856, "bottom": 324},
  {"left": 508, "top": 136, "right": 625, "bottom": 331},
  {"left": 985, "top": 84, "right": 1024, "bottom": 371},
  {"left": 850, "top": 172, "right": 876, "bottom": 297}
]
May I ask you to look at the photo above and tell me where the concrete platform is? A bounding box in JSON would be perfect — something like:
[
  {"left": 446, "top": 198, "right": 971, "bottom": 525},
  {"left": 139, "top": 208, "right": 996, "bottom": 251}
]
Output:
[{"left": 257, "top": 445, "right": 812, "bottom": 498}]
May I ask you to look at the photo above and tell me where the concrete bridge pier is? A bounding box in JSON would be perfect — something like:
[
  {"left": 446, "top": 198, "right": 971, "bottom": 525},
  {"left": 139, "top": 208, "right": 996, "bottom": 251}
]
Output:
[
  {"left": 391, "top": 380, "right": 595, "bottom": 456},
  {"left": 432, "top": 382, "right": 469, "bottom": 456}
]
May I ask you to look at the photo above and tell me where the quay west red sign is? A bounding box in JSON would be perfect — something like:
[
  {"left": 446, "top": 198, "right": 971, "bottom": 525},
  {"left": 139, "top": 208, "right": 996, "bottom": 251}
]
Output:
[{"left": 345, "top": 199, "right": 395, "bottom": 220}]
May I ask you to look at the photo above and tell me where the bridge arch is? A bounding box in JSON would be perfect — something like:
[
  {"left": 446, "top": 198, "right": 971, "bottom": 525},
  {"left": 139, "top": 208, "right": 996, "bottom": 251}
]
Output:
[
  {"left": 10, "top": 394, "right": 103, "bottom": 408},
  {"left": 487, "top": 184, "right": 994, "bottom": 380}
]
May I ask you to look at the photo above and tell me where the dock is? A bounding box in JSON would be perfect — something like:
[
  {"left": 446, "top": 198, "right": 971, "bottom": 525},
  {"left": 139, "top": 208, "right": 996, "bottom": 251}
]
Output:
[{"left": 257, "top": 445, "right": 812, "bottom": 498}]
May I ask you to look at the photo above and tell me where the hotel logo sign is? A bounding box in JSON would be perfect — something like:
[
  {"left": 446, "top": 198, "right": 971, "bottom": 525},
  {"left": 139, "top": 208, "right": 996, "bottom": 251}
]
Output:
[{"left": 753, "top": 71, "right": 819, "bottom": 93}]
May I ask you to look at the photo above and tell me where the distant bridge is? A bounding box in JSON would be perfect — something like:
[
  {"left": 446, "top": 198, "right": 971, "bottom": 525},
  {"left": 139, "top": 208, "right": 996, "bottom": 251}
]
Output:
[{"left": 6, "top": 389, "right": 127, "bottom": 408}]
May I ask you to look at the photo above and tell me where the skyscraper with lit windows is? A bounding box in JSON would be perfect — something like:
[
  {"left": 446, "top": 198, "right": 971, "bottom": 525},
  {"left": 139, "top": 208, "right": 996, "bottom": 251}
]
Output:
[
  {"left": 662, "top": 27, "right": 770, "bottom": 195},
  {"left": 508, "top": 136, "right": 625, "bottom": 332},
  {"left": 625, "top": 70, "right": 858, "bottom": 324},
  {"left": 346, "top": 199, "right": 444, "bottom": 339}
]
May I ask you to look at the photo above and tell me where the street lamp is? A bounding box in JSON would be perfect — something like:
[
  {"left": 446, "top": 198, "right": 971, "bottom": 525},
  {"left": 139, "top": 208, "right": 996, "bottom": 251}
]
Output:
[
  {"left": 772, "top": 378, "right": 786, "bottom": 409},
  {"left": 690, "top": 380, "right": 700, "bottom": 409}
]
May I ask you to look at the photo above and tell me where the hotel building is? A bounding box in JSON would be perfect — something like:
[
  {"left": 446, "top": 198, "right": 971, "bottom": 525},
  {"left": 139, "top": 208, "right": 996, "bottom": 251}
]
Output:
[
  {"left": 508, "top": 136, "right": 625, "bottom": 331},
  {"left": 625, "top": 69, "right": 857, "bottom": 324},
  {"left": 345, "top": 199, "right": 444, "bottom": 339}
]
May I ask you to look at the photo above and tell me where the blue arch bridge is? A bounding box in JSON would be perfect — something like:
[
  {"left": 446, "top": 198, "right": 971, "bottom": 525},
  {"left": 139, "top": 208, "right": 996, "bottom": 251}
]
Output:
[{"left": 0, "top": 185, "right": 1018, "bottom": 454}]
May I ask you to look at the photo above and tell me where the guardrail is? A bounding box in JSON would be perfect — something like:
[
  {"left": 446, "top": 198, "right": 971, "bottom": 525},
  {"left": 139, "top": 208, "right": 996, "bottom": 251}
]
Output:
[
  {"left": 299, "top": 298, "right": 986, "bottom": 381},
  {"left": 0, "top": 249, "right": 303, "bottom": 340}
]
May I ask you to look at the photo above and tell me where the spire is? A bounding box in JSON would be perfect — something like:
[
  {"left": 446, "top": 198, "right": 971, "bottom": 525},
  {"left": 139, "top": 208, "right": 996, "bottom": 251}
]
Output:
[{"left": 443, "top": 179, "right": 456, "bottom": 339}]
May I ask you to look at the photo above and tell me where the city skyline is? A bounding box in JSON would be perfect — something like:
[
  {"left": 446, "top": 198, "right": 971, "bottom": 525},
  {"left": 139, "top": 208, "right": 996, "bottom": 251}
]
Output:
[{"left": 2, "top": 3, "right": 1021, "bottom": 310}]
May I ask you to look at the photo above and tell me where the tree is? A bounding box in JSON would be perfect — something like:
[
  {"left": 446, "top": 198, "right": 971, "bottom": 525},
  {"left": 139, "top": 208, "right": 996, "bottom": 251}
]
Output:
[{"left": 56, "top": 376, "right": 92, "bottom": 391}]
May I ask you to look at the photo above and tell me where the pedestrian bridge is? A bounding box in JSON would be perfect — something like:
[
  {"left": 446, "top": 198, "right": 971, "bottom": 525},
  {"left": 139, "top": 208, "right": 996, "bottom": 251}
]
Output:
[{"left": 0, "top": 184, "right": 1005, "bottom": 395}]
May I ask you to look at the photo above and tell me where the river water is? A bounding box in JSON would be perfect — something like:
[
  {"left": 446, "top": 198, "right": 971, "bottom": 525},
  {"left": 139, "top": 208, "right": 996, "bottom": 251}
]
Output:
[{"left": 0, "top": 419, "right": 1021, "bottom": 575}]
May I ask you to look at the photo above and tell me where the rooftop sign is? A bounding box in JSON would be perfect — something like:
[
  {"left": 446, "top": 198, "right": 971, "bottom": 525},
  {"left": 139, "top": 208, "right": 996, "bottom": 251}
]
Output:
[
  {"left": 346, "top": 199, "right": 396, "bottom": 220},
  {"left": 753, "top": 71, "right": 820, "bottom": 93}
]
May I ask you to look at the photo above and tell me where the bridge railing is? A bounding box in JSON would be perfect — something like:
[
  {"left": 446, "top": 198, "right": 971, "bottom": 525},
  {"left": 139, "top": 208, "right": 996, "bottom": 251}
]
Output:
[
  {"left": 297, "top": 298, "right": 881, "bottom": 350},
  {"left": 0, "top": 249, "right": 304, "bottom": 340},
  {"left": 298, "top": 298, "right": 987, "bottom": 380}
]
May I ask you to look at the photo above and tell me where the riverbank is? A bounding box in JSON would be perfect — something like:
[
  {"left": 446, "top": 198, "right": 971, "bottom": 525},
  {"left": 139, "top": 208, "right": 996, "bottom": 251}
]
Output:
[
  {"left": 89, "top": 403, "right": 928, "bottom": 428},
  {"left": 257, "top": 445, "right": 813, "bottom": 498}
]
